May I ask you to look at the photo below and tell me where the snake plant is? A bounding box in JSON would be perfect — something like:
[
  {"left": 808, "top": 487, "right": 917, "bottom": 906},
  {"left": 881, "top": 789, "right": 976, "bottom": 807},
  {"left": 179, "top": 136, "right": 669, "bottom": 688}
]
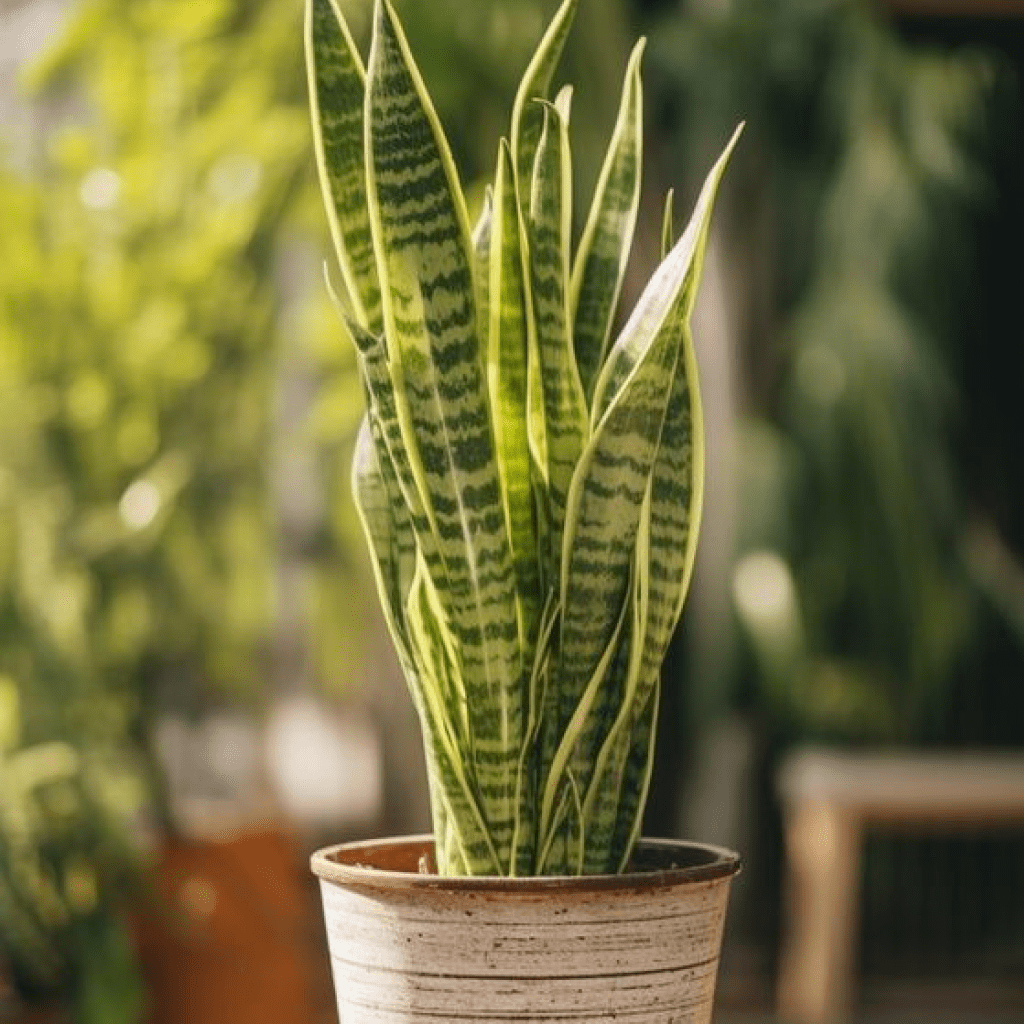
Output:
[{"left": 306, "top": 0, "right": 739, "bottom": 876}]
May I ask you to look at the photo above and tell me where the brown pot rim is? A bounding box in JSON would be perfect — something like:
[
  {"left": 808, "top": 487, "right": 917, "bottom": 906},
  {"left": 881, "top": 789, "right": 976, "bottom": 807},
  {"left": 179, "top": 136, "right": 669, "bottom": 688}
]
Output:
[{"left": 311, "top": 835, "right": 740, "bottom": 894}]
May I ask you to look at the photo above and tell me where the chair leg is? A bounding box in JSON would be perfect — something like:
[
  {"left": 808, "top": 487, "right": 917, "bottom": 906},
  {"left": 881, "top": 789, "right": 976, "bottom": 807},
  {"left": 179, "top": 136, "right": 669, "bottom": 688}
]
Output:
[{"left": 778, "top": 800, "right": 862, "bottom": 1023}]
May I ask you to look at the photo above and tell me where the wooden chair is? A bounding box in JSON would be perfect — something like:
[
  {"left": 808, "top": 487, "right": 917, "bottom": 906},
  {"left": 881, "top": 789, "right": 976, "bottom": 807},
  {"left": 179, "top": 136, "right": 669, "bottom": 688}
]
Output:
[{"left": 776, "top": 748, "right": 1024, "bottom": 1022}]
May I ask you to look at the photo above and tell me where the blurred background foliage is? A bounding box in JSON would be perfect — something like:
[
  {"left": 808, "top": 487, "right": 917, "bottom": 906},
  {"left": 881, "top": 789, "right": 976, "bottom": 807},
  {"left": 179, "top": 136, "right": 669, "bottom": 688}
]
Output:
[
  {"left": 1, "top": 0, "right": 1023, "bottom": 1021},
  {"left": 644, "top": 0, "right": 1024, "bottom": 747},
  {"left": 0, "top": 0, "right": 331, "bottom": 1016}
]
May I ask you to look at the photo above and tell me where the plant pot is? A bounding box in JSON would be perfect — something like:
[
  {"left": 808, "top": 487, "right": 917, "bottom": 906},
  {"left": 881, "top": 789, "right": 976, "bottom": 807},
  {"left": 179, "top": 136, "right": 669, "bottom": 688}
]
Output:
[
  {"left": 311, "top": 835, "right": 740, "bottom": 1023},
  {"left": 134, "top": 827, "right": 330, "bottom": 1024}
]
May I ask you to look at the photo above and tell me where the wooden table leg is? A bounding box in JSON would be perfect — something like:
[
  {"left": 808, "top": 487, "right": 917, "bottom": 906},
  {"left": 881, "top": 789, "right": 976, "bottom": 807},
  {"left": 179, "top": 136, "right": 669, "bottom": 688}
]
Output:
[{"left": 777, "top": 800, "right": 862, "bottom": 1023}]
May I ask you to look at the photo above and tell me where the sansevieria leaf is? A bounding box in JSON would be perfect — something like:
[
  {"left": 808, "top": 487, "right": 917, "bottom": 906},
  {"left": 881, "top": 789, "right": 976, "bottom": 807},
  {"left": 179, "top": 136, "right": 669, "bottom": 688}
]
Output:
[
  {"left": 510, "top": 0, "right": 579, "bottom": 207},
  {"left": 551, "top": 127, "right": 742, "bottom": 870},
  {"left": 306, "top": 0, "right": 382, "bottom": 332},
  {"left": 551, "top": 255, "right": 685, "bottom": 848},
  {"left": 529, "top": 92, "right": 588, "bottom": 570},
  {"left": 364, "top": 0, "right": 522, "bottom": 873},
  {"left": 570, "top": 38, "right": 645, "bottom": 406},
  {"left": 489, "top": 141, "right": 540, "bottom": 654},
  {"left": 352, "top": 417, "right": 465, "bottom": 856}
]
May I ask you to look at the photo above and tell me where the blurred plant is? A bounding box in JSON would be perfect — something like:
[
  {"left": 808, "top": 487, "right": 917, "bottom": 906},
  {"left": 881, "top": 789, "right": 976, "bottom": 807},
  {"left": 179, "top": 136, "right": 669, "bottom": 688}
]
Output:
[
  {"left": 0, "top": 676, "right": 145, "bottom": 1020},
  {"left": 647, "top": 0, "right": 998, "bottom": 742},
  {"left": 0, "top": 0, "right": 346, "bottom": 1017}
]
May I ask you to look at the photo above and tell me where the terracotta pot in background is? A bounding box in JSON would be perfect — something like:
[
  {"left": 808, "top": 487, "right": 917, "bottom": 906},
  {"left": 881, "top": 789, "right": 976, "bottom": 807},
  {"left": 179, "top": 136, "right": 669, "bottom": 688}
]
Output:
[
  {"left": 312, "top": 835, "right": 740, "bottom": 1024},
  {"left": 135, "top": 827, "right": 333, "bottom": 1024}
]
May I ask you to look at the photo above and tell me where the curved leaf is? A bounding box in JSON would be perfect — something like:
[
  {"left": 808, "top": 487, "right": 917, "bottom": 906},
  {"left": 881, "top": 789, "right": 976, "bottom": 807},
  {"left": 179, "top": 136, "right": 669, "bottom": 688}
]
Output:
[
  {"left": 529, "top": 95, "right": 587, "bottom": 570},
  {"left": 489, "top": 141, "right": 540, "bottom": 653},
  {"left": 365, "top": 0, "right": 520, "bottom": 872},
  {"left": 510, "top": 0, "right": 579, "bottom": 203},
  {"left": 305, "top": 0, "right": 382, "bottom": 332},
  {"left": 591, "top": 125, "right": 743, "bottom": 425},
  {"left": 570, "top": 39, "right": 645, "bottom": 405}
]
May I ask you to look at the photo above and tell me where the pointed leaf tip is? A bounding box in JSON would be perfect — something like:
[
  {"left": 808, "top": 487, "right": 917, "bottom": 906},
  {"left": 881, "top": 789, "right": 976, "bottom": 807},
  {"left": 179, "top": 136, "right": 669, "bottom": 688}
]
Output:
[{"left": 554, "top": 85, "right": 573, "bottom": 122}]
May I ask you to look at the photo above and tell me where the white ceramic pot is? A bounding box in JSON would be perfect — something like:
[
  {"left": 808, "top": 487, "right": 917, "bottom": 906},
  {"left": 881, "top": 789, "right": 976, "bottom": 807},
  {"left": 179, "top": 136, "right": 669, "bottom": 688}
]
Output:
[{"left": 312, "top": 835, "right": 740, "bottom": 1023}]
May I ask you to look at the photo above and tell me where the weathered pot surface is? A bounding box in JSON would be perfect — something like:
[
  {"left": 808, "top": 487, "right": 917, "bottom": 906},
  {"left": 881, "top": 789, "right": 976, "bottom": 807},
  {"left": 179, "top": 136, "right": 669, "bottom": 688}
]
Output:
[{"left": 312, "top": 835, "right": 740, "bottom": 1024}]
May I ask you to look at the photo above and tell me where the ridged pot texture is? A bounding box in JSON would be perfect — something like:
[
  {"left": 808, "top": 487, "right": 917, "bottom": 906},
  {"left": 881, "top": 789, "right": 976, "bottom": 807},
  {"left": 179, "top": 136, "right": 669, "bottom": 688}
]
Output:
[{"left": 312, "top": 835, "right": 740, "bottom": 1024}]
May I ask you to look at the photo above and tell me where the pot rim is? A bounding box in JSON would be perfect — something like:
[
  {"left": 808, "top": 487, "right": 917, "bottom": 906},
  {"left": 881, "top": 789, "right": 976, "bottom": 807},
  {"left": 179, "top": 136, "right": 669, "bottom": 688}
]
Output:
[{"left": 311, "top": 835, "right": 741, "bottom": 893}]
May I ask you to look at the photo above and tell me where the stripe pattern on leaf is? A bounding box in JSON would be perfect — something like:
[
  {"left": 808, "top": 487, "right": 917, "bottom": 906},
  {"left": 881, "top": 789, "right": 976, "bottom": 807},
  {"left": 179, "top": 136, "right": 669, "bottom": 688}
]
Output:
[
  {"left": 571, "top": 39, "right": 645, "bottom": 406},
  {"left": 306, "top": 0, "right": 382, "bottom": 331}
]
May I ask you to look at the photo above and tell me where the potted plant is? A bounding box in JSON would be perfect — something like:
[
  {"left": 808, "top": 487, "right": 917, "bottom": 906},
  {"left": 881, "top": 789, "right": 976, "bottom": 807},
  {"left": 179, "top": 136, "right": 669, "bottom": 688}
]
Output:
[{"left": 305, "top": 0, "right": 742, "bottom": 1017}]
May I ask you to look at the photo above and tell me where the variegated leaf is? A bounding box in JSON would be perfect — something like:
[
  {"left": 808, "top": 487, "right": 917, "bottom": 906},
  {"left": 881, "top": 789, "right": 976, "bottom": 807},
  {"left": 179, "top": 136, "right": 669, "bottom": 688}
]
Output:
[
  {"left": 572, "top": 128, "right": 742, "bottom": 872},
  {"left": 305, "top": 0, "right": 382, "bottom": 332},
  {"left": 576, "top": 490, "right": 651, "bottom": 873},
  {"left": 529, "top": 95, "right": 588, "bottom": 569},
  {"left": 591, "top": 126, "right": 742, "bottom": 425},
  {"left": 510, "top": 589, "right": 559, "bottom": 874},
  {"left": 406, "top": 556, "right": 502, "bottom": 875},
  {"left": 609, "top": 679, "right": 660, "bottom": 871},
  {"left": 365, "top": 0, "right": 521, "bottom": 873},
  {"left": 537, "top": 556, "right": 633, "bottom": 872},
  {"left": 338, "top": 302, "right": 446, "bottom": 593},
  {"left": 352, "top": 417, "right": 459, "bottom": 856},
  {"left": 510, "top": 0, "right": 579, "bottom": 205},
  {"left": 604, "top": 128, "right": 741, "bottom": 690},
  {"left": 570, "top": 39, "right": 645, "bottom": 406},
  {"left": 553, "top": 291, "right": 680, "bottom": 863},
  {"left": 489, "top": 141, "right": 541, "bottom": 655},
  {"left": 553, "top": 121, "right": 744, "bottom": 820}
]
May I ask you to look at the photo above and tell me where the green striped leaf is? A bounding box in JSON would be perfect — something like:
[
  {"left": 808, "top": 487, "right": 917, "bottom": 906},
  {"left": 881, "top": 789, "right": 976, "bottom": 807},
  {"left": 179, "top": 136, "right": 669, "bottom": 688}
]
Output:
[
  {"left": 570, "top": 39, "right": 645, "bottom": 406},
  {"left": 489, "top": 141, "right": 541, "bottom": 655},
  {"left": 365, "top": 0, "right": 522, "bottom": 873},
  {"left": 571, "top": 128, "right": 742, "bottom": 872},
  {"left": 608, "top": 677, "right": 660, "bottom": 871},
  {"left": 510, "top": 588, "right": 559, "bottom": 874},
  {"left": 551, "top": 132, "right": 744, "bottom": 843},
  {"left": 537, "top": 557, "right": 632, "bottom": 870},
  {"left": 601, "top": 127, "right": 741, "bottom": 686},
  {"left": 510, "top": 0, "right": 579, "bottom": 204},
  {"left": 472, "top": 185, "right": 493, "bottom": 379},
  {"left": 528, "top": 94, "right": 588, "bottom": 568},
  {"left": 352, "top": 417, "right": 462, "bottom": 855},
  {"left": 575, "top": 489, "right": 651, "bottom": 873},
  {"left": 406, "top": 556, "right": 502, "bottom": 875},
  {"left": 340, "top": 256, "right": 491, "bottom": 871},
  {"left": 558, "top": 281, "right": 681, "bottom": 689},
  {"left": 641, "top": 320, "right": 703, "bottom": 690},
  {"left": 550, "top": 309, "right": 680, "bottom": 872},
  {"left": 338, "top": 301, "right": 446, "bottom": 596},
  {"left": 348, "top": 322, "right": 474, "bottom": 752},
  {"left": 591, "top": 126, "right": 742, "bottom": 426},
  {"left": 305, "top": 0, "right": 382, "bottom": 332}
]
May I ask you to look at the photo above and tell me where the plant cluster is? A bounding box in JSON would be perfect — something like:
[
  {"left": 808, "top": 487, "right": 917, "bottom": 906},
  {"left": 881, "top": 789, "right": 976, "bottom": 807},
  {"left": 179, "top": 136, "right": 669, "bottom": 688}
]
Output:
[{"left": 307, "top": 0, "right": 738, "bottom": 875}]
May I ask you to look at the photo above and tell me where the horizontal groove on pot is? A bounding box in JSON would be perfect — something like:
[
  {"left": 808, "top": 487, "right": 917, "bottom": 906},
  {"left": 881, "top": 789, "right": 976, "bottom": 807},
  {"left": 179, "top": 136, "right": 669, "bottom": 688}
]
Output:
[{"left": 314, "top": 837, "right": 740, "bottom": 1024}]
